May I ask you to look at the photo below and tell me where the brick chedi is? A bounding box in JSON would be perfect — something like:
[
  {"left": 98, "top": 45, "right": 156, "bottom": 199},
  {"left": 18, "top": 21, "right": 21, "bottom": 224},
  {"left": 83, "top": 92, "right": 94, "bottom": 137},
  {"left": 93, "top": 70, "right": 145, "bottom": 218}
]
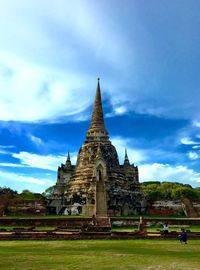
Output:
[{"left": 49, "top": 79, "right": 146, "bottom": 216}]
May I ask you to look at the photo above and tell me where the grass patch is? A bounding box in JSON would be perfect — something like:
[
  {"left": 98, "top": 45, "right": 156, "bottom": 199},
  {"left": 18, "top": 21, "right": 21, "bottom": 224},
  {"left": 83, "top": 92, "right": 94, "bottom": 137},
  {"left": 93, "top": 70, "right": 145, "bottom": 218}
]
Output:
[
  {"left": 112, "top": 226, "right": 200, "bottom": 232},
  {"left": 147, "top": 226, "right": 200, "bottom": 232},
  {"left": 0, "top": 240, "right": 199, "bottom": 270}
]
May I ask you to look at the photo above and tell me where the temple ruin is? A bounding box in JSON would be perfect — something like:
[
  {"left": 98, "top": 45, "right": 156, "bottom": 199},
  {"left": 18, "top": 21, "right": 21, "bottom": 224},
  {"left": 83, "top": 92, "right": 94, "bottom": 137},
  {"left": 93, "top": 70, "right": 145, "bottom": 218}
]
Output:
[{"left": 49, "top": 79, "right": 146, "bottom": 216}]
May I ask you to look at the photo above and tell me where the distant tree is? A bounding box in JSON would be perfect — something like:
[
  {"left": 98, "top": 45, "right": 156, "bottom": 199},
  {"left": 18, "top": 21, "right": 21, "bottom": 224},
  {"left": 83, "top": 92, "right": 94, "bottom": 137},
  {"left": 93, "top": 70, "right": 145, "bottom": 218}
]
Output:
[
  {"left": 42, "top": 185, "right": 55, "bottom": 199},
  {"left": 19, "top": 190, "right": 36, "bottom": 200},
  {"left": 141, "top": 181, "right": 199, "bottom": 201},
  {"left": 146, "top": 190, "right": 165, "bottom": 202},
  {"left": 142, "top": 181, "right": 161, "bottom": 186},
  {"left": 0, "top": 187, "right": 17, "bottom": 195},
  {"left": 172, "top": 187, "right": 199, "bottom": 200},
  {"left": 0, "top": 187, "right": 17, "bottom": 216},
  {"left": 194, "top": 187, "right": 200, "bottom": 199},
  {"left": 142, "top": 183, "right": 164, "bottom": 202}
]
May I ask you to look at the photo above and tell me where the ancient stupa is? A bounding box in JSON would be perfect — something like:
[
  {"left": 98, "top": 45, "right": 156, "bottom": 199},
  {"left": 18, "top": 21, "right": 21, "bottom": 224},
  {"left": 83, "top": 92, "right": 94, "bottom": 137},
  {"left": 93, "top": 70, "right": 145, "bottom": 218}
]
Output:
[{"left": 49, "top": 79, "right": 146, "bottom": 216}]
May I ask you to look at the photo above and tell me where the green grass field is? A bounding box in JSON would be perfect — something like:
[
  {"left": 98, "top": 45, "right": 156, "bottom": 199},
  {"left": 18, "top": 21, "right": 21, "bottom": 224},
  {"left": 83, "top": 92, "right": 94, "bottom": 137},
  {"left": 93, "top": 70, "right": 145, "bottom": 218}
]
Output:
[{"left": 0, "top": 240, "right": 199, "bottom": 270}]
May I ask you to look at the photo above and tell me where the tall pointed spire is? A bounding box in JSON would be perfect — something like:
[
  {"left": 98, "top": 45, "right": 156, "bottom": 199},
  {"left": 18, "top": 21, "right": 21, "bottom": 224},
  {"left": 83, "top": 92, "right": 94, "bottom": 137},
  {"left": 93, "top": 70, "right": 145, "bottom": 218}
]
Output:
[
  {"left": 86, "top": 79, "right": 109, "bottom": 141},
  {"left": 90, "top": 78, "right": 105, "bottom": 130},
  {"left": 66, "top": 151, "right": 71, "bottom": 167},
  {"left": 124, "top": 148, "right": 130, "bottom": 166},
  {"left": 67, "top": 151, "right": 71, "bottom": 162}
]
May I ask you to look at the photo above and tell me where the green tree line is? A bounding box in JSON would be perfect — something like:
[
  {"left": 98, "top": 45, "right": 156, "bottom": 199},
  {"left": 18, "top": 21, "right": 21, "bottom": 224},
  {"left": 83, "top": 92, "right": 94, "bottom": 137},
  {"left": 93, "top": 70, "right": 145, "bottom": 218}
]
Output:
[{"left": 141, "top": 181, "right": 200, "bottom": 202}]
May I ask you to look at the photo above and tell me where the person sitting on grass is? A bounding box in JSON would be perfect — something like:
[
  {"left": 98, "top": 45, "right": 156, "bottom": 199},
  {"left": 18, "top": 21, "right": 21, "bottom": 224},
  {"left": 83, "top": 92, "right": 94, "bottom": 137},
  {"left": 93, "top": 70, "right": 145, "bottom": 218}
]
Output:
[{"left": 179, "top": 228, "right": 187, "bottom": 244}]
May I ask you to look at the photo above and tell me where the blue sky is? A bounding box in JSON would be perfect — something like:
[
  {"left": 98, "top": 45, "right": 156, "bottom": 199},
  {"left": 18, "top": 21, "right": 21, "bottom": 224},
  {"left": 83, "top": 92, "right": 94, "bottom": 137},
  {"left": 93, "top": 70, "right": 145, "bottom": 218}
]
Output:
[{"left": 0, "top": 0, "right": 200, "bottom": 192}]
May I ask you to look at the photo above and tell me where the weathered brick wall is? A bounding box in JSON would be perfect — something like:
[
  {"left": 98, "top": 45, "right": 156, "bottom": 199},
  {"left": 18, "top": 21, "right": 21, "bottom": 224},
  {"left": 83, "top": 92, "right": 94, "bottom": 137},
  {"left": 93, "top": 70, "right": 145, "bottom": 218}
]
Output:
[{"left": 0, "top": 217, "right": 91, "bottom": 227}]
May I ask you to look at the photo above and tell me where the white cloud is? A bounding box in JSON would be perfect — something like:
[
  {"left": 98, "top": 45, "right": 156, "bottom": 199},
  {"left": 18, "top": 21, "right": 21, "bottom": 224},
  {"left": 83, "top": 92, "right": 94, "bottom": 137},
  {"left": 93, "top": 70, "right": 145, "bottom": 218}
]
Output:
[
  {"left": 29, "top": 135, "right": 43, "bottom": 146},
  {"left": 0, "top": 1, "right": 131, "bottom": 122},
  {"left": 140, "top": 163, "right": 200, "bottom": 184},
  {"left": 192, "top": 145, "right": 200, "bottom": 149},
  {"left": 0, "top": 53, "right": 93, "bottom": 122},
  {"left": 0, "top": 145, "right": 15, "bottom": 154},
  {"left": 12, "top": 151, "right": 77, "bottom": 171},
  {"left": 0, "top": 170, "right": 53, "bottom": 186},
  {"left": 114, "top": 106, "right": 128, "bottom": 115},
  {"left": 0, "top": 145, "right": 14, "bottom": 149},
  {"left": 12, "top": 152, "right": 64, "bottom": 171},
  {"left": 180, "top": 137, "right": 200, "bottom": 145},
  {"left": 0, "top": 163, "right": 27, "bottom": 168},
  {"left": 187, "top": 151, "right": 199, "bottom": 160}
]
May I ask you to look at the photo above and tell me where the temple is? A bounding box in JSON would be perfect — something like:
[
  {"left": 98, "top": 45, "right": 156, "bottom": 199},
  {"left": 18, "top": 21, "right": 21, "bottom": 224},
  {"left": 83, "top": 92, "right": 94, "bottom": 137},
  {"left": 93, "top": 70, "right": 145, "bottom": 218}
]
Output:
[{"left": 49, "top": 79, "right": 146, "bottom": 216}]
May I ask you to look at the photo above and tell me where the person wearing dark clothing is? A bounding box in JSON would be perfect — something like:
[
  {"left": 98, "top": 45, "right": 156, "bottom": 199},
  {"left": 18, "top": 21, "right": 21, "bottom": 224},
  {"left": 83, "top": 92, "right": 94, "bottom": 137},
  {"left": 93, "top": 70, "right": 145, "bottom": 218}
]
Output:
[{"left": 179, "top": 228, "right": 187, "bottom": 244}]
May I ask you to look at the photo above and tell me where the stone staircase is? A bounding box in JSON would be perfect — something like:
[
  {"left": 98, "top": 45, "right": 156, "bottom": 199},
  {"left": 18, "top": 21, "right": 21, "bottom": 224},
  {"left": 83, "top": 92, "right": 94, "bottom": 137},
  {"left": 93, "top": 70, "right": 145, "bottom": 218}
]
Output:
[{"left": 181, "top": 198, "right": 198, "bottom": 217}]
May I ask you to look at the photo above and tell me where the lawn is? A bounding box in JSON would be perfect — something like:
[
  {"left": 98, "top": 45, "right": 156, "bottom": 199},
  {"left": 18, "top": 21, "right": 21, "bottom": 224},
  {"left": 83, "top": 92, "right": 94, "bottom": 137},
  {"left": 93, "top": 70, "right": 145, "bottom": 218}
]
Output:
[
  {"left": 0, "top": 240, "right": 199, "bottom": 270},
  {"left": 112, "top": 225, "right": 200, "bottom": 232}
]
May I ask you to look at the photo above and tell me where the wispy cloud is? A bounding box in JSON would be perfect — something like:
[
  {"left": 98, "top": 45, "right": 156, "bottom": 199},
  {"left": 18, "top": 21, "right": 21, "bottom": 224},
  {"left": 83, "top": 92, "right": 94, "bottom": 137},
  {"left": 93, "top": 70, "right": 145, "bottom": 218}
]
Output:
[
  {"left": 180, "top": 137, "right": 200, "bottom": 145},
  {"left": 0, "top": 169, "right": 54, "bottom": 189},
  {"left": 12, "top": 151, "right": 77, "bottom": 171},
  {"left": 0, "top": 163, "right": 27, "bottom": 168},
  {"left": 0, "top": 1, "right": 130, "bottom": 123},
  {"left": 187, "top": 151, "right": 199, "bottom": 160},
  {"left": 12, "top": 152, "right": 64, "bottom": 171},
  {"left": 29, "top": 135, "right": 43, "bottom": 146},
  {"left": 192, "top": 145, "right": 200, "bottom": 149},
  {"left": 0, "top": 145, "right": 15, "bottom": 154},
  {"left": 0, "top": 53, "right": 93, "bottom": 122},
  {"left": 0, "top": 145, "right": 15, "bottom": 149}
]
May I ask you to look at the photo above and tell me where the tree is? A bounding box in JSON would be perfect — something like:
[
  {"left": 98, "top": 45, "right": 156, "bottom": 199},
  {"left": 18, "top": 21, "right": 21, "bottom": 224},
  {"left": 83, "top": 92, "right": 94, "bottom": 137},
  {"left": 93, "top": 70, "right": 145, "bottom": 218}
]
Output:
[
  {"left": 19, "top": 190, "right": 36, "bottom": 200},
  {"left": 141, "top": 181, "right": 199, "bottom": 201},
  {"left": 172, "top": 187, "right": 199, "bottom": 200},
  {"left": 42, "top": 185, "right": 55, "bottom": 199},
  {"left": 0, "top": 187, "right": 17, "bottom": 195}
]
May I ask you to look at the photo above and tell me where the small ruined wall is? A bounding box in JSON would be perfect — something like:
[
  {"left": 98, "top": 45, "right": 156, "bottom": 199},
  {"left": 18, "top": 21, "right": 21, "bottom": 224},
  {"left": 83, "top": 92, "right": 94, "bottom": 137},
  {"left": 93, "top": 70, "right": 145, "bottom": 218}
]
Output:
[
  {"left": 147, "top": 200, "right": 184, "bottom": 216},
  {"left": 0, "top": 217, "right": 91, "bottom": 227},
  {"left": 147, "top": 200, "right": 200, "bottom": 217}
]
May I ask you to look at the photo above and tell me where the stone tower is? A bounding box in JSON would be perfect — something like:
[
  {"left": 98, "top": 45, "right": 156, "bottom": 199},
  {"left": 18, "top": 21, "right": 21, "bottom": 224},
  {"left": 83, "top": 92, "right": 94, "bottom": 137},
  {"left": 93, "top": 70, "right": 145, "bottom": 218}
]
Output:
[{"left": 49, "top": 79, "right": 146, "bottom": 216}]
